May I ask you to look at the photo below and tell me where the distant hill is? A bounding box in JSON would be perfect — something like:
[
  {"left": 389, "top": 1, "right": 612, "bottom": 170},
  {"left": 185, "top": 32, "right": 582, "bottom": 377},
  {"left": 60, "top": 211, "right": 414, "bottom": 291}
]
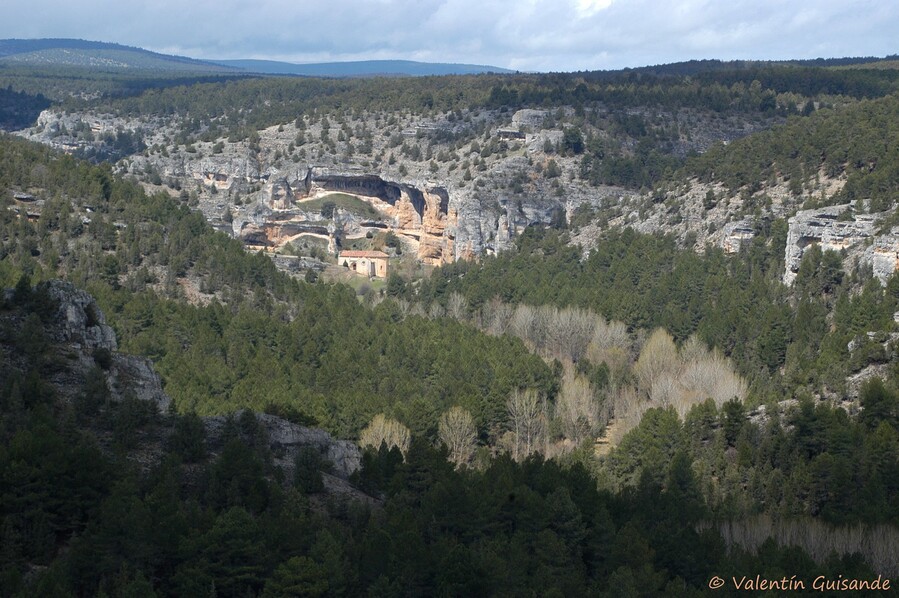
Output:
[
  {"left": 596, "top": 56, "right": 899, "bottom": 77},
  {"left": 0, "top": 38, "right": 238, "bottom": 72},
  {"left": 0, "top": 38, "right": 117, "bottom": 57},
  {"left": 0, "top": 39, "right": 513, "bottom": 78},
  {"left": 215, "top": 58, "right": 515, "bottom": 77}
]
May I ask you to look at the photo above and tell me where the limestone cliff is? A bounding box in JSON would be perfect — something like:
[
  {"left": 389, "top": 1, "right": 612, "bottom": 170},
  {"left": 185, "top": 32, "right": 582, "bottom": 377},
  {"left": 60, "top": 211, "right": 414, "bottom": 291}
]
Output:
[
  {"left": 2, "top": 280, "right": 362, "bottom": 480},
  {"left": 20, "top": 107, "right": 620, "bottom": 268},
  {"left": 785, "top": 204, "right": 856, "bottom": 284},
  {"left": 20, "top": 103, "right": 788, "bottom": 272},
  {"left": 237, "top": 169, "right": 460, "bottom": 265},
  {"left": 2, "top": 280, "right": 170, "bottom": 412},
  {"left": 782, "top": 203, "right": 897, "bottom": 285},
  {"left": 866, "top": 230, "right": 899, "bottom": 284}
]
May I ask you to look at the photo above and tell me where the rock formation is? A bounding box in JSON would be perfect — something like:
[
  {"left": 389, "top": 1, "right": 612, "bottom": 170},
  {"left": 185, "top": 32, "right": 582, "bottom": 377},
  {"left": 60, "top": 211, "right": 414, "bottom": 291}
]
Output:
[
  {"left": 41, "top": 280, "right": 171, "bottom": 412},
  {"left": 866, "top": 229, "right": 899, "bottom": 284},
  {"left": 784, "top": 204, "right": 870, "bottom": 285},
  {"left": 721, "top": 219, "right": 755, "bottom": 254},
  {"left": 267, "top": 178, "right": 294, "bottom": 210},
  {"left": 243, "top": 169, "right": 460, "bottom": 265},
  {"left": 44, "top": 279, "right": 119, "bottom": 351},
  {"left": 203, "top": 413, "right": 361, "bottom": 479},
  {"left": 783, "top": 203, "right": 899, "bottom": 285},
  {"left": 2, "top": 281, "right": 362, "bottom": 481},
  {"left": 511, "top": 108, "right": 549, "bottom": 130}
]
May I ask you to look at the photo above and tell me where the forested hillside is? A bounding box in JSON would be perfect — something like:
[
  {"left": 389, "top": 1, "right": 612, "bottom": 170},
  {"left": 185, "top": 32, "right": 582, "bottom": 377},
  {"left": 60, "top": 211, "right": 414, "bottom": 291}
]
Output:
[
  {"left": 0, "top": 134, "right": 552, "bottom": 441},
  {"left": 3, "top": 51, "right": 899, "bottom": 595},
  {"left": 3, "top": 280, "right": 895, "bottom": 596},
  {"left": 6, "top": 284, "right": 889, "bottom": 597},
  {"left": 411, "top": 223, "right": 899, "bottom": 519},
  {"left": 679, "top": 92, "right": 899, "bottom": 212},
  {"left": 14, "top": 59, "right": 899, "bottom": 286},
  {"left": 4, "top": 127, "right": 899, "bottom": 591},
  {"left": 416, "top": 224, "right": 898, "bottom": 394}
]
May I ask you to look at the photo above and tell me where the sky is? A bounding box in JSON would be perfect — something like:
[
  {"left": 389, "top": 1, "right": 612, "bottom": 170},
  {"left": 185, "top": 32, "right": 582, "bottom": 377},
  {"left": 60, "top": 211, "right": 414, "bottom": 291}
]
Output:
[{"left": 5, "top": 0, "right": 898, "bottom": 71}]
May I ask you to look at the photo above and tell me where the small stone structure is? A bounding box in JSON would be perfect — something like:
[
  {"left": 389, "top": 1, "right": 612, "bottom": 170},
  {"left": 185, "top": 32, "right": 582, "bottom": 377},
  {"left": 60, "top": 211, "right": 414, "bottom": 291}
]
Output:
[{"left": 339, "top": 250, "right": 389, "bottom": 278}]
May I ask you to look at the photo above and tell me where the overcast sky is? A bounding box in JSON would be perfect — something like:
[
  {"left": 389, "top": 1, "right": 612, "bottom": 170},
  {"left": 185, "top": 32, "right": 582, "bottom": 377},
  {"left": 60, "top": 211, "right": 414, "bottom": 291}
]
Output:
[{"left": 5, "top": 0, "right": 897, "bottom": 71}]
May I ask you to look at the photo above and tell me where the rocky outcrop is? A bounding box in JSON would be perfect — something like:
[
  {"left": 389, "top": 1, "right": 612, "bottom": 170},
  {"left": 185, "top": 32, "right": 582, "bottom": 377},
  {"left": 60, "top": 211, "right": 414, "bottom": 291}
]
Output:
[
  {"left": 267, "top": 178, "right": 294, "bottom": 209},
  {"left": 258, "top": 413, "right": 361, "bottom": 479},
  {"left": 783, "top": 203, "right": 899, "bottom": 285},
  {"left": 0, "top": 281, "right": 170, "bottom": 413},
  {"left": 511, "top": 108, "right": 548, "bottom": 130},
  {"left": 246, "top": 169, "right": 459, "bottom": 265},
  {"left": 203, "top": 412, "right": 361, "bottom": 479},
  {"left": 22, "top": 97, "right": 800, "bottom": 274},
  {"left": 21, "top": 108, "right": 616, "bottom": 269},
  {"left": 313, "top": 174, "right": 416, "bottom": 209},
  {"left": 45, "top": 279, "right": 118, "bottom": 351},
  {"left": 721, "top": 219, "right": 755, "bottom": 254},
  {"left": 182, "top": 153, "right": 271, "bottom": 193},
  {"left": 108, "top": 354, "right": 171, "bottom": 413},
  {"left": 44, "top": 280, "right": 171, "bottom": 412},
  {"left": 4, "top": 280, "right": 361, "bottom": 482},
  {"left": 418, "top": 188, "right": 454, "bottom": 264},
  {"left": 262, "top": 222, "right": 330, "bottom": 244},
  {"left": 783, "top": 203, "right": 874, "bottom": 285},
  {"left": 866, "top": 229, "right": 899, "bottom": 284}
]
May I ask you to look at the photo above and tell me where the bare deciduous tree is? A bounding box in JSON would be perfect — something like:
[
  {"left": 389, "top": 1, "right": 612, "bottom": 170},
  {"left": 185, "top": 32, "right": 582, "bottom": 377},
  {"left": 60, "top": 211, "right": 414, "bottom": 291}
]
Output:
[
  {"left": 586, "top": 318, "right": 630, "bottom": 357},
  {"left": 531, "top": 306, "right": 552, "bottom": 352},
  {"left": 359, "top": 414, "right": 410, "bottom": 456},
  {"left": 649, "top": 372, "right": 681, "bottom": 409},
  {"left": 483, "top": 297, "right": 515, "bottom": 336},
  {"left": 409, "top": 301, "right": 426, "bottom": 318},
  {"left": 546, "top": 307, "right": 596, "bottom": 363},
  {"left": 641, "top": 334, "right": 746, "bottom": 418},
  {"left": 634, "top": 328, "right": 679, "bottom": 395},
  {"left": 446, "top": 292, "right": 469, "bottom": 321},
  {"left": 585, "top": 318, "right": 631, "bottom": 390},
  {"left": 509, "top": 304, "right": 538, "bottom": 347},
  {"left": 677, "top": 350, "right": 746, "bottom": 412},
  {"left": 711, "top": 515, "right": 899, "bottom": 579},
  {"left": 607, "top": 386, "right": 647, "bottom": 444},
  {"left": 438, "top": 406, "right": 477, "bottom": 468},
  {"left": 556, "top": 367, "right": 603, "bottom": 443},
  {"left": 678, "top": 334, "right": 709, "bottom": 364},
  {"left": 427, "top": 301, "right": 445, "bottom": 319},
  {"left": 506, "top": 388, "right": 545, "bottom": 461}
]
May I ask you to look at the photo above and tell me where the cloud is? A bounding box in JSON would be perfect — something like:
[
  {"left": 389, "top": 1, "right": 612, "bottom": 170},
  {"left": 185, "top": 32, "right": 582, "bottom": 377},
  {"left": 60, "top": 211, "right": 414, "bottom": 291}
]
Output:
[
  {"left": 576, "top": 0, "right": 614, "bottom": 18},
  {"left": 2, "top": 0, "right": 896, "bottom": 71}
]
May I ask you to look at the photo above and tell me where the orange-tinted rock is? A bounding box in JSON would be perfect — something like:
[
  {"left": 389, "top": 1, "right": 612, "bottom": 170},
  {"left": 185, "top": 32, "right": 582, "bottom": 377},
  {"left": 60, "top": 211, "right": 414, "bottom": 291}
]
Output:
[{"left": 393, "top": 191, "right": 421, "bottom": 230}]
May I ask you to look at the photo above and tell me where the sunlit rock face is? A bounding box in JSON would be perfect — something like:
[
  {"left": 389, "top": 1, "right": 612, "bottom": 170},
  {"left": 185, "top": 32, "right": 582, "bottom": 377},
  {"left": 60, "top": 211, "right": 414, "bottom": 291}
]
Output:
[
  {"left": 783, "top": 204, "right": 868, "bottom": 285},
  {"left": 17, "top": 281, "right": 172, "bottom": 414},
  {"left": 21, "top": 108, "right": 608, "bottom": 267},
  {"left": 721, "top": 219, "right": 755, "bottom": 254},
  {"left": 44, "top": 279, "right": 118, "bottom": 352},
  {"left": 248, "top": 169, "right": 460, "bottom": 265},
  {"left": 783, "top": 202, "right": 899, "bottom": 286},
  {"left": 867, "top": 231, "right": 899, "bottom": 284}
]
